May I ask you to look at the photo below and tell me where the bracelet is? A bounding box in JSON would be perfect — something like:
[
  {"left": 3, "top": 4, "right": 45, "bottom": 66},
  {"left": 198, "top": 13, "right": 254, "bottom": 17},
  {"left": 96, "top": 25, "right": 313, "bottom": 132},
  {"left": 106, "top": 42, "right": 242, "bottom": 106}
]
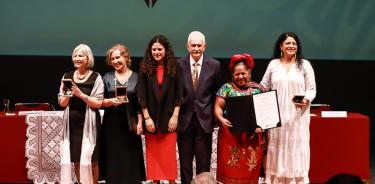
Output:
[{"left": 144, "top": 116, "right": 150, "bottom": 120}]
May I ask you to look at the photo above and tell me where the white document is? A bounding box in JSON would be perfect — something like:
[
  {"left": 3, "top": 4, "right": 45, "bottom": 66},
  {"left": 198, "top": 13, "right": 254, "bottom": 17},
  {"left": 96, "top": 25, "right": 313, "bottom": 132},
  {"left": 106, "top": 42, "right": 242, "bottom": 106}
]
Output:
[
  {"left": 253, "top": 90, "right": 281, "bottom": 129},
  {"left": 321, "top": 111, "right": 347, "bottom": 118}
]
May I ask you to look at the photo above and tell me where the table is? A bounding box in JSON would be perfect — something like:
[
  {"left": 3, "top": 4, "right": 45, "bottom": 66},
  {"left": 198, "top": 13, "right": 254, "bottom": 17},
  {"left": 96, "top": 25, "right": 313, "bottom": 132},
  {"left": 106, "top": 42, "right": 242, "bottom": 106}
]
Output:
[
  {"left": 23, "top": 111, "right": 217, "bottom": 184},
  {"left": 25, "top": 111, "right": 64, "bottom": 184},
  {"left": 309, "top": 112, "right": 370, "bottom": 183},
  {"left": 0, "top": 111, "right": 370, "bottom": 183},
  {"left": 0, "top": 112, "right": 30, "bottom": 183}
]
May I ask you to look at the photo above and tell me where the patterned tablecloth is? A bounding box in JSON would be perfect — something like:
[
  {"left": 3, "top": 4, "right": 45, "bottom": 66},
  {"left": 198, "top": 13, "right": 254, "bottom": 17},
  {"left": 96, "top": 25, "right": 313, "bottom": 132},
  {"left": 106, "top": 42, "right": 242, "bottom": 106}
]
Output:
[
  {"left": 25, "top": 111, "right": 65, "bottom": 184},
  {"left": 25, "top": 111, "right": 218, "bottom": 184}
]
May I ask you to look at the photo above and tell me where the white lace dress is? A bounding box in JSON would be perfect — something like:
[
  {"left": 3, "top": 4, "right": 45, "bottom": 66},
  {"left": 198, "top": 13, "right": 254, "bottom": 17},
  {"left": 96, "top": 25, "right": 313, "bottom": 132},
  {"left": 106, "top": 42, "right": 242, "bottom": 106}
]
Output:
[{"left": 260, "top": 59, "right": 316, "bottom": 184}]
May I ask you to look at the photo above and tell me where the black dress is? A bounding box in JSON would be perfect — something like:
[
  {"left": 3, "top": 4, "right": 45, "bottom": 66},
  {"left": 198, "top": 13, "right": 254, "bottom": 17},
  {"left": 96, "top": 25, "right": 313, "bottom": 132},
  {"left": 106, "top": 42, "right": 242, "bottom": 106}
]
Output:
[
  {"left": 100, "top": 71, "right": 146, "bottom": 184},
  {"left": 63, "top": 71, "right": 101, "bottom": 162}
]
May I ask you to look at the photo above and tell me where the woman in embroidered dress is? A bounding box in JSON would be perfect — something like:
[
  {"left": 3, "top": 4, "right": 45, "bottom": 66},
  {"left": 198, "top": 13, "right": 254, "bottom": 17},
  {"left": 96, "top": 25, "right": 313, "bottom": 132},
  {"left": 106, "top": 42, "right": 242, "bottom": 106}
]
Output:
[
  {"left": 261, "top": 32, "right": 316, "bottom": 184},
  {"left": 214, "top": 53, "right": 266, "bottom": 184},
  {"left": 137, "top": 35, "right": 183, "bottom": 184},
  {"left": 58, "top": 44, "right": 104, "bottom": 184},
  {"left": 99, "top": 44, "right": 146, "bottom": 183}
]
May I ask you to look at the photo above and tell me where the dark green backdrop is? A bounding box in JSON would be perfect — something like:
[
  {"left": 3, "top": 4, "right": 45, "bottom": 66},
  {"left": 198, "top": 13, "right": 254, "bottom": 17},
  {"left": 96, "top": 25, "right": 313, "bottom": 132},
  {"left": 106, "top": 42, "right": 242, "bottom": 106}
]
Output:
[{"left": 1, "top": 0, "right": 375, "bottom": 60}]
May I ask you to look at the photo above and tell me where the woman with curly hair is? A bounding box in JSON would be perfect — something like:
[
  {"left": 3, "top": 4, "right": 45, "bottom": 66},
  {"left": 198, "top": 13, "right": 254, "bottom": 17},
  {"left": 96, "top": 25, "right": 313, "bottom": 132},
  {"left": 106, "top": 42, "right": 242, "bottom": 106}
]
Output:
[{"left": 137, "top": 35, "right": 183, "bottom": 184}]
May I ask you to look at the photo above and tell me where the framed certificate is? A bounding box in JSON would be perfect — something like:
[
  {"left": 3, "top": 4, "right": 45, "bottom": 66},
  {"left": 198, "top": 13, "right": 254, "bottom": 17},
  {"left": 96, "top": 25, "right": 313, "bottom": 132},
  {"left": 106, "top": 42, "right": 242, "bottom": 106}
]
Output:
[
  {"left": 61, "top": 79, "right": 74, "bottom": 97},
  {"left": 225, "top": 90, "right": 281, "bottom": 134},
  {"left": 225, "top": 95, "right": 257, "bottom": 134},
  {"left": 115, "top": 86, "right": 129, "bottom": 103},
  {"left": 252, "top": 90, "right": 281, "bottom": 129}
]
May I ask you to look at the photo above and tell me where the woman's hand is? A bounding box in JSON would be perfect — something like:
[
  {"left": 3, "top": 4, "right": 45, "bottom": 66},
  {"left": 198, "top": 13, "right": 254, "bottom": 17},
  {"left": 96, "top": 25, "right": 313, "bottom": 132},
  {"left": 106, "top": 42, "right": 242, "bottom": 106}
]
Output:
[
  {"left": 214, "top": 97, "right": 232, "bottom": 127},
  {"left": 219, "top": 117, "right": 232, "bottom": 127},
  {"left": 110, "top": 98, "right": 122, "bottom": 107},
  {"left": 294, "top": 99, "right": 309, "bottom": 108},
  {"left": 58, "top": 81, "right": 70, "bottom": 107},
  {"left": 145, "top": 118, "right": 155, "bottom": 133},
  {"left": 255, "top": 127, "right": 263, "bottom": 133},
  {"left": 168, "top": 115, "right": 178, "bottom": 132},
  {"left": 102, "top": 97, "right": 122, "bottom": 108},
  {"left": 71, "top": 83, "right": 85, "bottom": 99},
  {"left": 136, "top": 121, "right": 143, "bottom": 135}
]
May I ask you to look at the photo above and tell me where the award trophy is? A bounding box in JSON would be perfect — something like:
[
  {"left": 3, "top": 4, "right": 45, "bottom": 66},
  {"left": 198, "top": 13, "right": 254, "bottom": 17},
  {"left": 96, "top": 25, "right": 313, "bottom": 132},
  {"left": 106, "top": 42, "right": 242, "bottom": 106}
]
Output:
[
  {"left": 62, "top": 79, "right": 74, "bottom": 97},
  {"left": 115, "top": 80, "right": 129, "bottom": 103},
  {"left": 292, "top": 94, "right": 305, "bottom": 104}
]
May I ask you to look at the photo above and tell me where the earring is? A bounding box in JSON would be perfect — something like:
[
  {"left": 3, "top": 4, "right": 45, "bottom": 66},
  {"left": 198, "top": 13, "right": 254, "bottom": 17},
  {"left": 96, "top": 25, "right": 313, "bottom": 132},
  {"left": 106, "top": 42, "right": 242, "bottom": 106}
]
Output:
[
  {"left": 294, "top": 53, "right": 297, "bottom": 60},
  {"left": 281, "top": 52, "right": 283, "bottom": 58}
]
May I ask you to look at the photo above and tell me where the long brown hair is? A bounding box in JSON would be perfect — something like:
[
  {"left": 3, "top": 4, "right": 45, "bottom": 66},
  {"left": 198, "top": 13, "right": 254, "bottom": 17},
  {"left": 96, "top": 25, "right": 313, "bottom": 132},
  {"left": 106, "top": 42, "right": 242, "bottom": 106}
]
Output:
[
  {"left": 140, "top": 35, "right": 176, "bottom": 77},
  {"left": 272, "top": 32, "right": 304, "bottom": 68}
]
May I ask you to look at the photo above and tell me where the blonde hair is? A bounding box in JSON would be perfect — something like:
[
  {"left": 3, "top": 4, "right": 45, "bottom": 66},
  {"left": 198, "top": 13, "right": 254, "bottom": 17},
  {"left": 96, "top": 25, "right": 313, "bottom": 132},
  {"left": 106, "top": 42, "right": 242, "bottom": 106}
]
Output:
[
  {"left": 72, "top": 44, "right": 95, "bottom": 68},
  {"left": 105, "top": 44, "right": 132, "bottom": 68}
]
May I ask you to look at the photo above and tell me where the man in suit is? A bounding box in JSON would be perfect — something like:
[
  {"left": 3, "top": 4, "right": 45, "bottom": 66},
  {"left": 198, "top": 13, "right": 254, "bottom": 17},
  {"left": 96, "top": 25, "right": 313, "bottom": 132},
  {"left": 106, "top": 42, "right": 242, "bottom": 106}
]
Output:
[{"left": 177, "top": 31, "right": 221, "bottom": 184}]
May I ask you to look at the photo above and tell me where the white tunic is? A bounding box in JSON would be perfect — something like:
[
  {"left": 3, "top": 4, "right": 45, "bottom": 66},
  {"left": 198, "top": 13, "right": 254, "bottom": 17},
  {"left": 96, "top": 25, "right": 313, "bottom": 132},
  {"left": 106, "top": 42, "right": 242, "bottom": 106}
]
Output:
[{"left": 260, "top": 59, "right": 316, "bottom": 183}]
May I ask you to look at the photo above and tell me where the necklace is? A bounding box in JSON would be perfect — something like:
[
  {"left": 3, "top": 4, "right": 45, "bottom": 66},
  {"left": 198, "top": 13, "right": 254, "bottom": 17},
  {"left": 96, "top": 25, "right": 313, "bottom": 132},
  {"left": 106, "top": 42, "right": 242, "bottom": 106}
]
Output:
[
  {"left": 115, "top": 70, "right": 131, "bottom": 85},
  {"left": 75, "top": 70, "right": 89, "bottom": 80}
]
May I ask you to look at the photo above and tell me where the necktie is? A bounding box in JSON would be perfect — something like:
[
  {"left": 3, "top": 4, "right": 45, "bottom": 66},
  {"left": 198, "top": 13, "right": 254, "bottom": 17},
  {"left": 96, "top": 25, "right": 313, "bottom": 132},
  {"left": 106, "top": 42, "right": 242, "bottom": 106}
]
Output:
[{"left": 192, "top": 62, "right": 199, "bottom": 89}]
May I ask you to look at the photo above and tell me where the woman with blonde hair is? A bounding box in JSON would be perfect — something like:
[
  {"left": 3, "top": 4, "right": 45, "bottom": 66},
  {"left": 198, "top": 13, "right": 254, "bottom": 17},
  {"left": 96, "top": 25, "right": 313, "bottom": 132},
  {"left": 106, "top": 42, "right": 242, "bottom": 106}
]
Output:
[
  {"left": 58, "top": 44, "right": 104, "bottom": 184},
  {"left": 100, "top": 43, "right": 146, "bottom": 183}
]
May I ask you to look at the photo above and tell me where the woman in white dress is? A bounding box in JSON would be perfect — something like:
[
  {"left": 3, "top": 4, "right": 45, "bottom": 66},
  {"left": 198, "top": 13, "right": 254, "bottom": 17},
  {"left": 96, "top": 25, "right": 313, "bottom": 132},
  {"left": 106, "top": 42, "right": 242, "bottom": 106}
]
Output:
[{"left": 260, "top": 32, "right": 316, "bottom": 184}]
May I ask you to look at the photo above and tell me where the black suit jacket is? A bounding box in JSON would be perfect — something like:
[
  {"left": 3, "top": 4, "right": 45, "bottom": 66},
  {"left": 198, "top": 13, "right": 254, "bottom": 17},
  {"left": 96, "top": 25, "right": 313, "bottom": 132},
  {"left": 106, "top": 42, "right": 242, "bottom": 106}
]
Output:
[
  {"left": 177, "top": 55, "right": 221, "bottom": 133},
  {"left": 137, "top": 64, "right": 183, "bottom": 134}
]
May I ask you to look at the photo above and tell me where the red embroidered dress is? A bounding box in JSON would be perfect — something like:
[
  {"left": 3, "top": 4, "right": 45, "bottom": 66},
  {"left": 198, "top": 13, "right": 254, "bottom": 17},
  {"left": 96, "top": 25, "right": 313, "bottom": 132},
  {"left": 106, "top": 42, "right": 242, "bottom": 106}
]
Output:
[{"left": 216, "top": 82, "right": 265, "bottom": 184}]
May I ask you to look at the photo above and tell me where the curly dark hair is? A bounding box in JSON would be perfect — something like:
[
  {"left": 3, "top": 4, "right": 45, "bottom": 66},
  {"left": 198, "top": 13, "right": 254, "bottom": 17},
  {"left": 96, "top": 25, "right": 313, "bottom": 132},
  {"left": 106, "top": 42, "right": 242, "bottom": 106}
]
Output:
[
  {"left": 140, "top": 34, "right": 176, "bottom": 77},
  {"left": 272, "top": 32, "right": 304, "bottom": 68}
]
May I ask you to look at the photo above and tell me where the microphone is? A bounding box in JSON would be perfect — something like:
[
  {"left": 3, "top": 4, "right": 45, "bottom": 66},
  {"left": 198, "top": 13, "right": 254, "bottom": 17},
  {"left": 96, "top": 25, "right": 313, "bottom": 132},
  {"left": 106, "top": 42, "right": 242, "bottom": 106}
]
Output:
[{"left": 50, "top": 103, "right": 56, "bottom": 111}]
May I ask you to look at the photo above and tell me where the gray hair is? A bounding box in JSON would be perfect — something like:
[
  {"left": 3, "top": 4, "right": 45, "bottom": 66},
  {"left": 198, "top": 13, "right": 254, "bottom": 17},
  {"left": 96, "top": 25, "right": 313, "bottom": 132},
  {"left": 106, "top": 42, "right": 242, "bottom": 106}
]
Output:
[
  {"left": 187, "top": 31, "right": 206, "bottom": 44},
  {"left": 191, "top": 172, "right": 216, "bottom": 184},
  {"left": 72, "top": 44, "right": 95, "bottom": 68}
]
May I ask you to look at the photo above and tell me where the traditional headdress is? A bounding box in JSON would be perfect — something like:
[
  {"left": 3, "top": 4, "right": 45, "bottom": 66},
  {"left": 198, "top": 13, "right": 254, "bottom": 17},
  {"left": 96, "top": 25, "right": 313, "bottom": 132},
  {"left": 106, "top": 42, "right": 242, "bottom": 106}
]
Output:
[{"left": 228, "top": 53, "right": 254, "bottom": 73}]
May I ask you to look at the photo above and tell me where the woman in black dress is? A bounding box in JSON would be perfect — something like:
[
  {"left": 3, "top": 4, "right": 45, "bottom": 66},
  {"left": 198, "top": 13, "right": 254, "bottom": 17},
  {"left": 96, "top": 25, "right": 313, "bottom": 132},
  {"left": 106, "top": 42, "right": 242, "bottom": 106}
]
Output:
[
  {"left": 100, "top": 44, "right": 146, "bottom": 184},
  {"left": 58, "top": 44, "right": 104, "bottom": 184}
]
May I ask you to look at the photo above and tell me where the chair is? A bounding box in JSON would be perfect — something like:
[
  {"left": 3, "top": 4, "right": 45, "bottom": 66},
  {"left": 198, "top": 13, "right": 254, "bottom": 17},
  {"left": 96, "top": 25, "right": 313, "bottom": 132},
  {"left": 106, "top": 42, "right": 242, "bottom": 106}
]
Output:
[{"left": 14, "top": 103, "right": 51, "bottom": 111}]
